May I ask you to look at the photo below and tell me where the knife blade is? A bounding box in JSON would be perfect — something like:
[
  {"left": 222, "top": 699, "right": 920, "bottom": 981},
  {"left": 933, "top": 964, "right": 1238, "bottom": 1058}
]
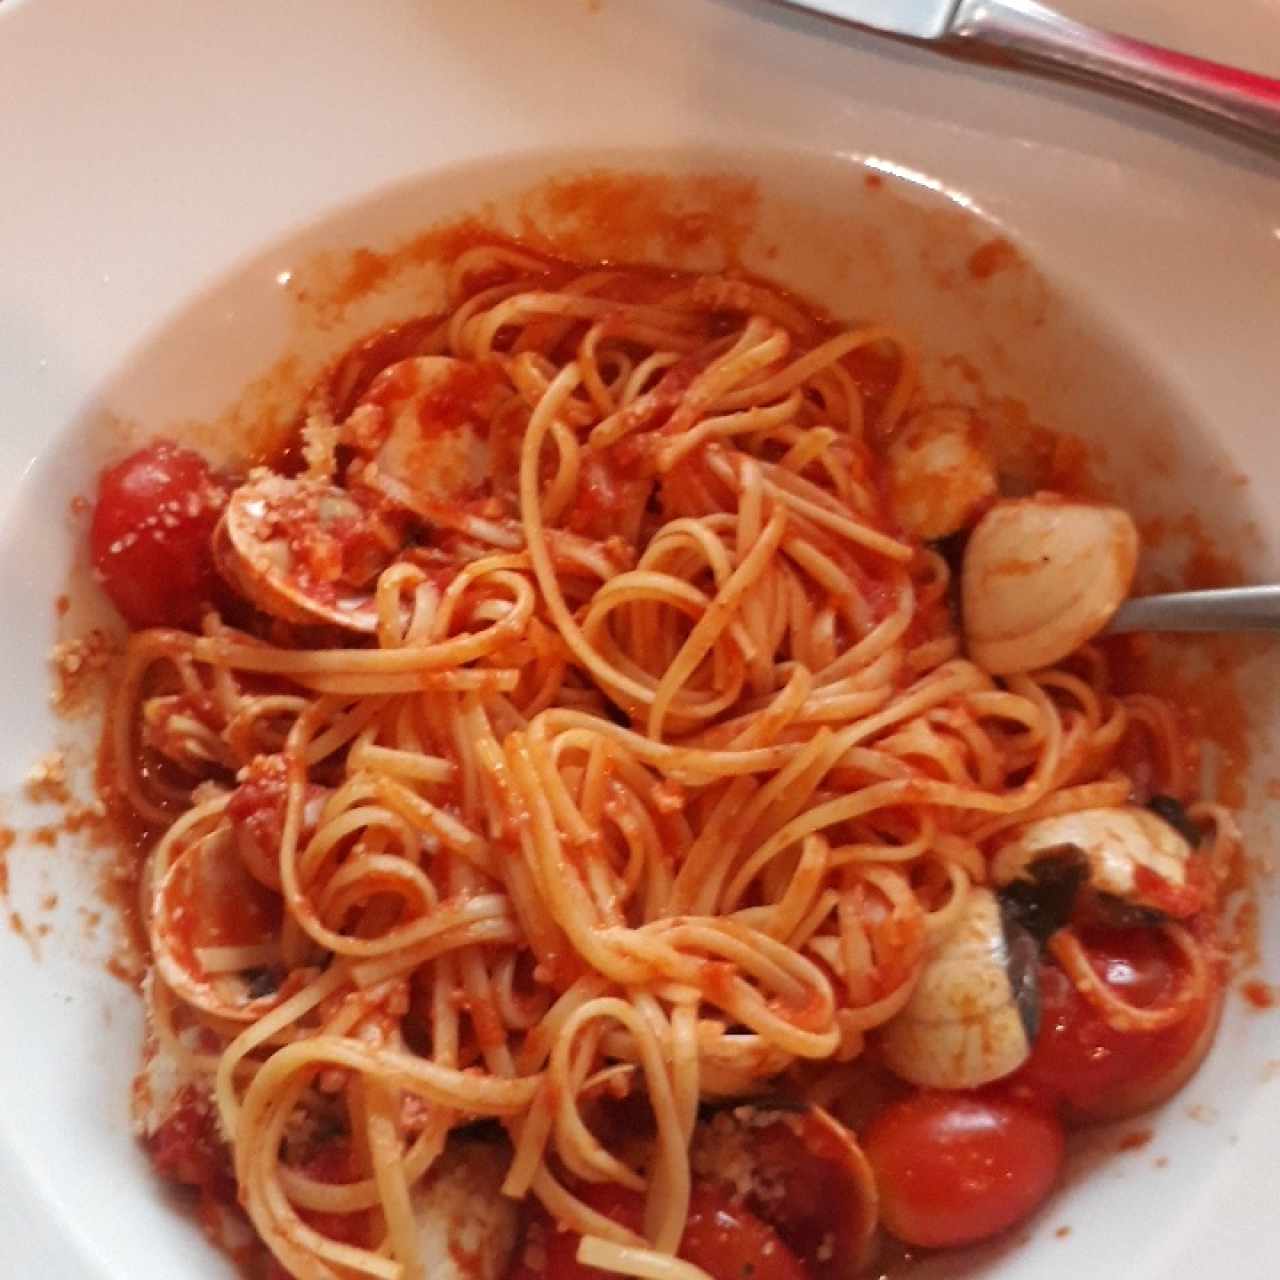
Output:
[{"left": 788, "top": 0, "right": 959, "bottom": 41}]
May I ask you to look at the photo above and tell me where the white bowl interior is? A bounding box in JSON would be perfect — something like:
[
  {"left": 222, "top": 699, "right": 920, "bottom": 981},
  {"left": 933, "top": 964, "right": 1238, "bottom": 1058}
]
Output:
[{"left": 0, "top": 147, "right": 1276, "bottom": 1279}]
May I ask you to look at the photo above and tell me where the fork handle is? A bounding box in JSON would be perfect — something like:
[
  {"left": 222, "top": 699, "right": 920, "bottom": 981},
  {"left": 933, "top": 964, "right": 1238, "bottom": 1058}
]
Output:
[
  {"left": 1107, "top": 586, "right": 1280, "bottom": 635},
  {"left": 950, "top": 0, "right": 1280, "bottom": 148}
]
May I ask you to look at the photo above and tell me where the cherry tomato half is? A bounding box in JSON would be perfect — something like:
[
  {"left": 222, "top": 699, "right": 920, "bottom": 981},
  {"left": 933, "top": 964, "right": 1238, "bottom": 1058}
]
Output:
[
  {"left": 90, "top": 441, "right": 228, "bottom": 629},
  {"left": 1017, "top": 925, "right": 1220, "bottom": 1121},
  {"left": 863, "top": 1092, "right": 1065, "bottom": 1250},
  {"left": 507, "top": 1183, "right": 808, "bottom": 1280}
]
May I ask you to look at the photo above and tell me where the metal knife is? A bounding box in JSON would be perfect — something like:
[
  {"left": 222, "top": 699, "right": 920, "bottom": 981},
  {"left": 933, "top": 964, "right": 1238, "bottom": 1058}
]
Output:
[{"left": 782, "top": 0, "right": 1280, "bottom": 148}]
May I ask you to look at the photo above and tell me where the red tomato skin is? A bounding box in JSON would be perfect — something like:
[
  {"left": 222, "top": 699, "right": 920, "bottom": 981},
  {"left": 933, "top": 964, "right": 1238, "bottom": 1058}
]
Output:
[
  {"left": 863, "top": 1093, "right": 1065, "bottom": 1250},
  {"left": 1017, "top": 926, "right": 1219, "bottom": 1121},
  {"left": 90, "top": 441, "right": 228, "bottom": 629},
  {"left": 726, "top": 1112, "right": 875, "bottom": 1280},
  {"left": 681, "top": 1188, "right": 810, "bottom": 1280},
  {"left": 507, "top": 1184, "right": 808, "bottom": 1280}
]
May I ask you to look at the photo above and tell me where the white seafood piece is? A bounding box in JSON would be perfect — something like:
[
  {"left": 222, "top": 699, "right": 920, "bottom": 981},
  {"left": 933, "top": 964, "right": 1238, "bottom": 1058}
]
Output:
[
  {"left": 347, "top": 356, "right": 500, "bottom": 517},
  {"left": 885, "top": 406, "right": 997, "bottom": 541},
  {"left": 992, "top": 805, "right": 1197, "bottom": 917},
  {"left": 691, "top": 1103, "right": 878, "bottom": 1279},
  {"left": 213, "top": 472, "right": 394, "bottom": 632},
  {"left": 131, "top": 970, "right": 228, "bottom": 1149},
  {"left": 132, "top": 971, "right": 200, "bottom": 1139},
  {"left": 414, "top": 1140, "right": 518, "bottom": 1280},
  {"left": 879, "top": 887, "right": 1036, "bottom": 1090},
  {"left": 962, "top": 495, "right": 1138, "bottom": 675}
]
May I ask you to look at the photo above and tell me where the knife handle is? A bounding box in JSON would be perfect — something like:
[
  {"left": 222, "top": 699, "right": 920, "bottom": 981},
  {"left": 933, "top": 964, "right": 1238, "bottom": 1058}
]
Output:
[{"left": 950, "top": 0, "right": 1280, "bottom": 148}]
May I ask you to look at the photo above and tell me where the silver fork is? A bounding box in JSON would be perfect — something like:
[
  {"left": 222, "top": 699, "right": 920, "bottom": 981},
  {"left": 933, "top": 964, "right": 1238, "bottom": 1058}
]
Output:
[{"left": 1107, "top": 585, "right": 1280, "bottom": 635}]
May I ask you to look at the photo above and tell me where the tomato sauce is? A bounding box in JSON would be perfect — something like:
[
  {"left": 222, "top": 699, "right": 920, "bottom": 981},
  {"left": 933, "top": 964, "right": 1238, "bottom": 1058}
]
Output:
[
  {"left": 516, "top": 173, "right": 760, "bottom": 269},
  {"left": 0, "top": 827, "right": 13, "bottom": 898},
  {"left": 324, "top": 314, "right": 447, "bottom": 420},
  {"left": 1131, "top": 862, "right": 1208, "bottom": 920},
  {"left": 1243, "top": 979, "right": 1276, "bottom": 1010},
  {"left": 147, "top": 1087, "right": 234, "bottom": 1196},
  {"left": 418, "top": 362, "right": 501, "bottom": 438},
  {"left": 293, "top": 1142, "right": 371, "bottom": 1248},
  {"left": 510, "top": 1183, "right": 808, "bottom": 1280},
  {"left": 40, "top": 167, "right": 1264, "bottom": 1280},
  {"left": 1102, "top": 632, "right": 1253, "bottom": 809},
  {"left": 1117, "top": 1128, "right": 1153, "bottom": 1152},
  {"left": 566, "top": 440, "right": 653, "bottom": 543},
  {"left": 87, "top": 735, "right": 158, "bottom": 985},
  {"left": 966, "top": 237, "right": 1023, "bottom": 283},
  {"left": 361, "top": 355, "right": 502, "bottom": 445}
]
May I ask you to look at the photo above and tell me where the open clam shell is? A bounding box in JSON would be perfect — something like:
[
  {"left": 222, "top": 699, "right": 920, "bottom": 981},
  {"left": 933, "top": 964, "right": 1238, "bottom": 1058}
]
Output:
[
  {"left": 213, "top": 472, "right": 393, "bottom": 633},
  {"left": 346, "top": 355, "right": 502, "bottom": 518},
  {"left": 992, "top": 805, "right": 1198, "bottom": 917},
  {"left": 692, "top": 1102, "right": 878, "bottom": 1279},
  {"left": 962, "top": 496, "right": 1138, "bottom": 675}
]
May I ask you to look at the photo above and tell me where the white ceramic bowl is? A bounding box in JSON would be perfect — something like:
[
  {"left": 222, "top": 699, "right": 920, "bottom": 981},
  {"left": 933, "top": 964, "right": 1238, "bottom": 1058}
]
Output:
[{"left": 1, "top": 3, "right": 1278, "bottom": 1278}]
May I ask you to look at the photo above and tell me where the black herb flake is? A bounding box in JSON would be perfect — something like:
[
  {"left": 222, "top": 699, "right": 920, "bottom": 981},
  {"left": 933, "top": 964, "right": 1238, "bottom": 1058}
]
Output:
[
  {"left": 1147, "top": 794, "right": 1202, "bottom": 848},
  {"left": 245, "top": 967, "right": 280, "bottom": 999},
  {"left": 998, "top": 846, "right": 1088, "bottom": 946},
  {"left": 1002, "top": 917, "right": 1042, "bottom": 1043}
]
